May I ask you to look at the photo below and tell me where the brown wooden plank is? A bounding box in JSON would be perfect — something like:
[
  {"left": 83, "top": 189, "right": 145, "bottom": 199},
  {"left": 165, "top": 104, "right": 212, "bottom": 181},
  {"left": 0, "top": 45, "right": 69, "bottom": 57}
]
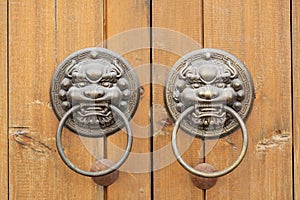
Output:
[
  {"left": 9, "top": 0, "right": 104, "bottom": 199},
  {"left": 56, "top": 0, "right": 105, "bottom": 199},
  {"left": 0, "top": 0, "right": 8, "bottom": 199},
  {"left": 9, "top": 1, "right": 57, "bottom": 199},
  {"left": 105, "top": 1, "right": 151, "bottom": 199},
  {"left": 204, "top": 0, "right": 292, "bottom": 199},
  {"left": 293, "top": 0, "right": 300, "bottom": 199},
  {"left": 152, "top": 0, "right": 205, "bottom": 199}
]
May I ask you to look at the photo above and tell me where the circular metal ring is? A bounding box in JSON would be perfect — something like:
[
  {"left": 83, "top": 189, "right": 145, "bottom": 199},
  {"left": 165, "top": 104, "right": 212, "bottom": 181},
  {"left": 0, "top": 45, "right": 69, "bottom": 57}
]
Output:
[
  {"left": 171, "top": 105, "right": 248, "bottom": 178},
  {"left": 56, "top": 104, "right": 132, "bottom": 177}
]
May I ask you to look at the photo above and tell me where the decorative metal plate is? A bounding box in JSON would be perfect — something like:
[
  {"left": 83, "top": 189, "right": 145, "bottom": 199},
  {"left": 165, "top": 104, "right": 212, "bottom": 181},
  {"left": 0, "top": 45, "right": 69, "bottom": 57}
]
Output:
[
  {"left": 165, "top": 48, "right": 255, "bottom": 138},
  {"left": 50, "top": 48, "right": 140, "bottom": 137}
]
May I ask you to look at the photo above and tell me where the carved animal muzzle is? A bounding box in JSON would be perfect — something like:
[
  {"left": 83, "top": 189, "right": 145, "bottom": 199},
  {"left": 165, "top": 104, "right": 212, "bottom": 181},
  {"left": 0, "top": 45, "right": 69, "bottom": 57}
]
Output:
[{"left": 174, "top": 62, "right": 243, "bottom": 130}]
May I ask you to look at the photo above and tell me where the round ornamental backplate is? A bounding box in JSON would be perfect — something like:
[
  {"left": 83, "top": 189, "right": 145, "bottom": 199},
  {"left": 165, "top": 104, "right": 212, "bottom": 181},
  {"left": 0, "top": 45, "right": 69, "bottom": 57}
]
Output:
[
  {"left": 164, "top": 48, "right": 255, "bottom": 138},
  {"left": 50, "top": 48, "right": 140, "bottom": 137}
]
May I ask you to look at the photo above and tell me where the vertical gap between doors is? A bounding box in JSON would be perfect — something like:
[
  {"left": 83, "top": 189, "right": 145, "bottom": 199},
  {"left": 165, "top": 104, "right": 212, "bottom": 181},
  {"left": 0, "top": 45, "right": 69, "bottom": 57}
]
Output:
[
  {"left": 7, "top": 0, "right": 9, "bottom": 199},
  {"left": 103, "top": 0, "right": 108, "bottom": 198},
  {"left": 201, "top": 0, "right": 206, "bottom": 199},
  {"left": 290, "top": 0, "right": 295, "bottom": 199},
  {"left": 149, "top": 0, "right": 154, "bottom": 199}
]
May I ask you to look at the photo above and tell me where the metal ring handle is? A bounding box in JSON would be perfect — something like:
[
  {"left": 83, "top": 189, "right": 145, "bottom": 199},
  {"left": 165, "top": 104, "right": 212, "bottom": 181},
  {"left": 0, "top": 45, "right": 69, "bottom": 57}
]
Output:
[
  {"left": 171, "top": 105, "right": 248, "bottom": 178},
  {"left": 56, "top": 104, "right": 133, "bottom": 177}
]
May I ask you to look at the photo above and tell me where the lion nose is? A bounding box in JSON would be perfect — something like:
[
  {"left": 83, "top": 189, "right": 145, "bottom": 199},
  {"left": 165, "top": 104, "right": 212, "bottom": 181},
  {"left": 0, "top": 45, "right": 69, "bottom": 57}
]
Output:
[
  {"left": 198, "top": 89, "right": 218, "bottom": 100},
  {"left": 84, "top": 89, "right": 105, "bottom": 99}
]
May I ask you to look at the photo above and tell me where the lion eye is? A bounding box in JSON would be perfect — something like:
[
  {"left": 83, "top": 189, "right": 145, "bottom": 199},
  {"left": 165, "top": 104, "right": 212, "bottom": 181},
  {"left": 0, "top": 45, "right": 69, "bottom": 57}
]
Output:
[
  {"left": 223, "top": 69, "right": 231, "bottom": 77},
  {"left": 192, "top": 83, "right": 200, "bottom": 88},
  {"left": 216, "top": 83, "right": 225, "bottom": 88},
  {"left": 101, "top": 82, "right": 113, "bottom": 88},
  {"left": 77, "top": 82, "right": 87, "bottom": 87}
]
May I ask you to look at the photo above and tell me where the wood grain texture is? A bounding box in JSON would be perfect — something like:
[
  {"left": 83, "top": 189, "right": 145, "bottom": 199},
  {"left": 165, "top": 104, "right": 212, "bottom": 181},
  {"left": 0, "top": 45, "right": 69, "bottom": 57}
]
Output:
[
  {"left": 152, "top": 0, "right": 205, "bottom": 199},
  {"left": 105, "top": 0, "right": 151, "bottom": 199},
  {"left": 293, "top": 0, "right": 300, "bottom": 199},
  {"left": 0, "top": 0, "right": 8, "bottom": 199},
  {"left": 204, "top": 0, "right": 292, "bottom": 199},
  {"left": 9, "top": 0, "right": 104, "bottom": 199},
  {"left": 56, "top": 0, "right": 105, "bottom": 199}
]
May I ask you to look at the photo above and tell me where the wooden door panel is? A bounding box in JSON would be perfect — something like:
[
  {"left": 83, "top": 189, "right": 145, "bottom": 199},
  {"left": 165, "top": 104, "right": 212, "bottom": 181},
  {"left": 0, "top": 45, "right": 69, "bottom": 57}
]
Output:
[
  {"left": 0, "top": 0, "right": 8, "bottom": 199},
  {"left": 152, "top": 0, "right": 205, "bottom": 199},
  {"left": 56, "top": 0, "right": 105, "bottom": 199},
  {"left": 5, "top": 0, "right": 296, "bottom": 199},
  {"left": 106, "top": 0, "right": 151, "bottom": 199},
  {"left": 8, "top": 0, "right": 151, "bottom": 199},
  {"left": 204, "top": 0, "right": 292, "bottom": 199},
  {"left": 293, "top": 0, "right": 300, "bottom": 199},
  {"left": 9, "top": 1, "right": 58, "bottom": 199},
  {"left": 9, "top": 0, "right": 104, "bottom": 199}
]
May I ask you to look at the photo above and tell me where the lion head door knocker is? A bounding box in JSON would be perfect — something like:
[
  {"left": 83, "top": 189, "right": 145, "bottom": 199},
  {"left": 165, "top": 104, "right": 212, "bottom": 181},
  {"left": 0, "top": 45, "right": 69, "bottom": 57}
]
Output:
[
  {"left": 50, "top": 48, "right": 140, "bottom": 186},
  {"left": 165, "top": 48, "right": 255, "bottom": 189}
]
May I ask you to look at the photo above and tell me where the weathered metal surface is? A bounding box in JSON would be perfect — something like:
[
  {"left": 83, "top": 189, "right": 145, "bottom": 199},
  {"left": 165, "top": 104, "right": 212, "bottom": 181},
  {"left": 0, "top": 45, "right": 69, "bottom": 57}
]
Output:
[
  {"left": 50, "top": 47, "right": 140, "bottom": 137},
  {"left": 165, "top": 48, "right": 254, "bottom": 138}
]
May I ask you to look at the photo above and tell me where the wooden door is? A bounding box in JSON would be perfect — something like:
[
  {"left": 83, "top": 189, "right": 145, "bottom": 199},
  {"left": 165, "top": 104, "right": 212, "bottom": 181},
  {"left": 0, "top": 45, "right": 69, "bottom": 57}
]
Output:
[{"left": 2, "top": 0, "right": 298, "bottom": 199}]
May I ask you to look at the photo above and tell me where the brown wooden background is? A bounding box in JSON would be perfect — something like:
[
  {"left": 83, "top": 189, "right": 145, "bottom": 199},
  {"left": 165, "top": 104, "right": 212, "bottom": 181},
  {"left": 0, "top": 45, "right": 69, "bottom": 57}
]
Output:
[{"left": 1, "top": 0, "right": 299, "bottom": 199}]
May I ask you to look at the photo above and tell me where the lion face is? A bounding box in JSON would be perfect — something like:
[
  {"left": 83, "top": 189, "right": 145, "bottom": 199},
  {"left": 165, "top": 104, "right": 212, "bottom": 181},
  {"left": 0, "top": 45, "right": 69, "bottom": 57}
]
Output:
[
  {"left": 173, "top": 62, "right": 245, "bottom": 130},
  {"left": 59, "top": 60, "right": 130, "bottom": 128}
]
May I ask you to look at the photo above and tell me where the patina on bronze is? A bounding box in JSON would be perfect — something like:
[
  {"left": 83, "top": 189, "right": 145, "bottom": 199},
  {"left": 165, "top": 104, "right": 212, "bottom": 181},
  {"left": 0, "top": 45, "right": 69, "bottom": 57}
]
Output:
[
  {"left": 50, "top": 48, "right": 138, "bottom": 185},
  {"left": 167, "top": 48, "right": 254, "bottom": 187},
  {"left": 165, "top": 48, "right": 255, "bottom": 138},
  {"left": 50, "top": 48, "right": 140, "bottom": 137}
]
